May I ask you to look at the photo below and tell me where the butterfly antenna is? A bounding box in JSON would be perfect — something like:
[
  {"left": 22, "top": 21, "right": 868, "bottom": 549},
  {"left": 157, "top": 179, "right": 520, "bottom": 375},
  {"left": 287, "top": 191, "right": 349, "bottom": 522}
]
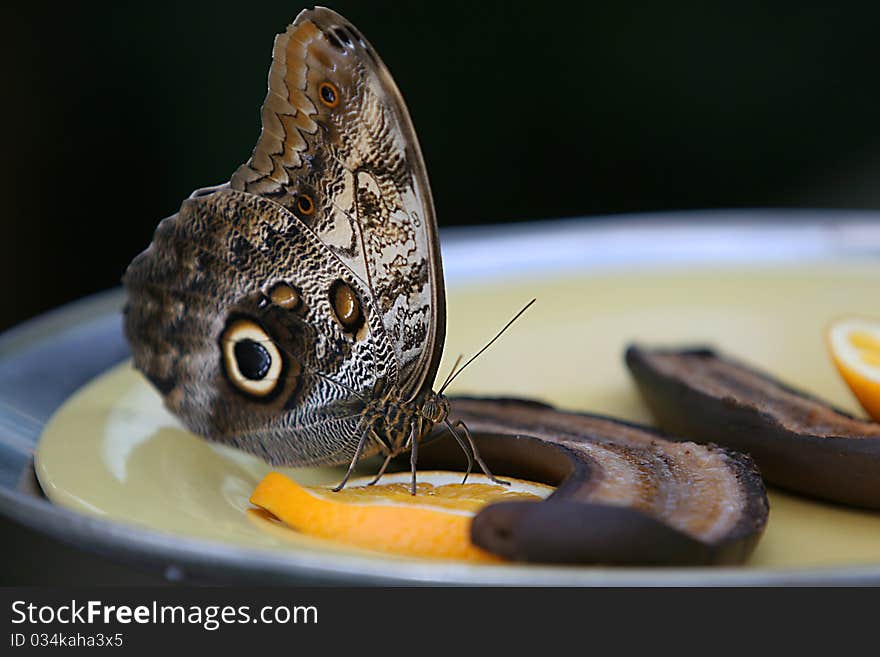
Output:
[
  {"left": 439, "top": 353, "right": 464, "bottom": 391},
  {"left": 438, "top": 298, "right": 536, "bottom": 394}
]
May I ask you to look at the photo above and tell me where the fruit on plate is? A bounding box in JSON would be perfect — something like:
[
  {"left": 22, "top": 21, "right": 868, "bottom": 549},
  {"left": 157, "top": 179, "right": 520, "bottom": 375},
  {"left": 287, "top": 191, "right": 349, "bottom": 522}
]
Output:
[
  {"left": 252, "top": 397, "right": 769, "bottom": 565},
  {"left": 428, "top": 398, "right": 767, "bottom": 564},
  {"left": 827, "top": 316, "right": 880, "bottom": 422},
  {"left": 250, "top": 470, "right": 550, "bottom": 562},
  {"left": 627, "top": 345, "right": 880, "bottom": 509}
]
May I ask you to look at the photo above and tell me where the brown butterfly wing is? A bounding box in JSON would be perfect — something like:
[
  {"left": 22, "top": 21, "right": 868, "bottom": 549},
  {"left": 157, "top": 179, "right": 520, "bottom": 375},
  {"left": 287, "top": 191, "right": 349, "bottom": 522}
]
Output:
[
  {"left": 124, "top": 8, "right": 444, "bottom": 466},
  {"left": 124, "top": 187, "right": 393, "bottom": 466},
  {"left": 230, "top": 7, "right": 446, "bottom": 402}
]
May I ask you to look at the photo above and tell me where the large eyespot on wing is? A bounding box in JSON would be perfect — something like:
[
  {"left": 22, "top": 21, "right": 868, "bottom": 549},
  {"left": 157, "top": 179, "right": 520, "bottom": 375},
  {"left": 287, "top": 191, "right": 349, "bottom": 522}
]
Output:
[
  {"left": 229, "top": 7, "right": 446, "bottom": 403},
  {"left": 219, "top": 315, "right": 286, "bottom": 400}
]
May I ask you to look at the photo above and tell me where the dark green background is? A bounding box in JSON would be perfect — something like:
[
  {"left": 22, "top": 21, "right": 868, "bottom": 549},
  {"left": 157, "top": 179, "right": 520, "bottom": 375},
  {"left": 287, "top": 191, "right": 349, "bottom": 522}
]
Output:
[{"left": 3, "top": 1, "right": 880, "bottom": 331}]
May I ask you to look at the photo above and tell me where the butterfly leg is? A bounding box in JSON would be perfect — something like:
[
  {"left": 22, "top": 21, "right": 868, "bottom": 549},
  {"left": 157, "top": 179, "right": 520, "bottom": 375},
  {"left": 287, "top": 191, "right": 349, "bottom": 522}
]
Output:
[
  {"left": 454, "top": 419, "right": 509, "bottom": 486},
  {"left": 332, "top": 426, "right": 372, "bottom": 492},
  {"left": 366, "top": 453, "right": 394, "bottom": 486},
  {"left": 409, "top": 417, "right": 423, "bottom": 495},
  {"left": 443, "top": 419, "right": 474, "bottom": 484},
  {"left": 366, "top": 432, "right": 395, "bottom": 486}
]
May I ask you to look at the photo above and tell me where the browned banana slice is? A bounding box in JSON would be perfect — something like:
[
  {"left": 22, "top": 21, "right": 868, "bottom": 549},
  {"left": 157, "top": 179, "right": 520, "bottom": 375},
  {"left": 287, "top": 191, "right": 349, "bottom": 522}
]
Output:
[
  {"left": 626, "top": 345, "right": 880, "bottom": 509},
  {"left": 418, "top": 397, "right": 768, "bottom": 565}
]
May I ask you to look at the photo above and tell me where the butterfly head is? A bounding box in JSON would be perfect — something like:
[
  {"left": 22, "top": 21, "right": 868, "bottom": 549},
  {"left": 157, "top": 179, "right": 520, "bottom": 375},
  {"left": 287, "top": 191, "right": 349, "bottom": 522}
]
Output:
[{"left": 420, "top": 391, "right": 450, "bottom": 425}]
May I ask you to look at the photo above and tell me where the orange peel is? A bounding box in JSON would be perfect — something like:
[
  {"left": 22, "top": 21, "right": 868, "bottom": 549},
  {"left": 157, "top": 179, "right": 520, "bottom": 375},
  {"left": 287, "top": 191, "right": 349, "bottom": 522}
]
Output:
[
  {"left": 249, "top": 471, "right": 552, "bottom": 562},
  {"left": 827, "top": 316, "right": 880, "bottom": 421}
]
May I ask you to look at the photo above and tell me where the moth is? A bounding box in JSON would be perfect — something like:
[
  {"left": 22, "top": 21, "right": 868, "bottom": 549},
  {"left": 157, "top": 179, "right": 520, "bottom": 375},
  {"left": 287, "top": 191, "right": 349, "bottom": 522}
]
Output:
[{"left": 123, "top": 6, "right": 515, "bottom": 493}]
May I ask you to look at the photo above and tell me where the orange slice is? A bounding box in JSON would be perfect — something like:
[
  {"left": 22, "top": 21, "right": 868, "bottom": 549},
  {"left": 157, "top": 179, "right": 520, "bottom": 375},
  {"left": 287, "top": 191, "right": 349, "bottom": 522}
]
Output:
[
  {"left": 827, "top": 316, "right": 880, "bottom": 421},
  {"left": 249, "top": 471, "right": 553, "bottom": 562}
]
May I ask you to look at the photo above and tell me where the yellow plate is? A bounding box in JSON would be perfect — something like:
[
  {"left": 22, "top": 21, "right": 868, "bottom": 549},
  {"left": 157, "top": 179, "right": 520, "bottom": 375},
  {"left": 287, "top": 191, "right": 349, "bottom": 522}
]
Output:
[{"left": 33, "top": 218, "right": 880, "bottom": 583}]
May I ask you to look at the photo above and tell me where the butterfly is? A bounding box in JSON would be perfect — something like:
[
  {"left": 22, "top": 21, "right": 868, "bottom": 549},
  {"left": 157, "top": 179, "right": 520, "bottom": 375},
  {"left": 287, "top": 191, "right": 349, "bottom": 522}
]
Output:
[{"left": 123, "top": 6, "right": 514, "bottom": 494}]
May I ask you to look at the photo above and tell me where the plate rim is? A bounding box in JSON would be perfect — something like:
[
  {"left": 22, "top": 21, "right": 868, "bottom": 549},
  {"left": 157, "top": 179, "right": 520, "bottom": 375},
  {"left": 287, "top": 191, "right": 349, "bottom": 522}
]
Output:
[
  {"left": 6, "top": 482, "right": 880, "bottom": 586},
  {"left": 3, "top": 211, "right": 880, "bottom": 585}
]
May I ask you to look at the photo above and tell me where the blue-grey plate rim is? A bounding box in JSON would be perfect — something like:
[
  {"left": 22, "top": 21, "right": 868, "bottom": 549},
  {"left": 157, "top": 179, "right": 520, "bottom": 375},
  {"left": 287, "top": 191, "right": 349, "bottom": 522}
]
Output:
[{"left": 2, "top": 210, "right": 880, "bottom": 586}]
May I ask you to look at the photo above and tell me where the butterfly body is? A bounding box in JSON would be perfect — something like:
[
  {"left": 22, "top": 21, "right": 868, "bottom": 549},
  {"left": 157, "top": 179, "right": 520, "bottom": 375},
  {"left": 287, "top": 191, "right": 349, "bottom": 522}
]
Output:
[
  {"left": 333, "top": 387, "right": 455, "bottom": 491},
  {"left": 362, "top": 389, "right": 450, "bottom": 450}
]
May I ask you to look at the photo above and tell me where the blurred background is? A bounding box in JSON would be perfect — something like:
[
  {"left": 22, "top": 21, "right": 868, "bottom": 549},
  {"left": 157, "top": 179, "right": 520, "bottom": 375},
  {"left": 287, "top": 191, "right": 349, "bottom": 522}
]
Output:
[{"left": 2, "top": 0, "right": 880, "bottom": 331}]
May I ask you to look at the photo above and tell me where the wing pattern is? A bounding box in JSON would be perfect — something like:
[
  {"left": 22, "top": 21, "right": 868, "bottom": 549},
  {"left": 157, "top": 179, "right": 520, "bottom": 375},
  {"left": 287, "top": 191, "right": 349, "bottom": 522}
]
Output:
[
  {"left": 123, "top": 8, "right": 445, "bottom": 466},
  {"left": 231, "top": 7, "right": 445, "bottom": 400}
]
